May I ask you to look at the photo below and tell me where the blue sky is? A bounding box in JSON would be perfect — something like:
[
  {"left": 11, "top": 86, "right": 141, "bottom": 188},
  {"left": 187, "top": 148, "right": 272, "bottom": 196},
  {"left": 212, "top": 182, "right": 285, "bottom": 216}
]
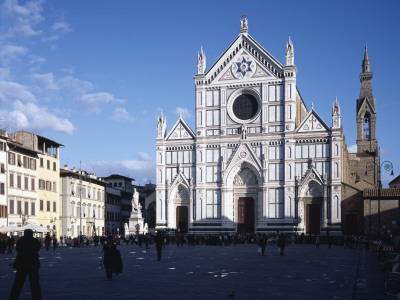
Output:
[{"left": 0, "top": 0, "right": 399, "bottom": 186}]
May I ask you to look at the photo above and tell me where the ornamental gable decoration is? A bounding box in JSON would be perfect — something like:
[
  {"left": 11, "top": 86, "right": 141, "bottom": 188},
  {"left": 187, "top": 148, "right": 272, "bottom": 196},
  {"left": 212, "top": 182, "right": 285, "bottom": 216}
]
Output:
[
  {"left": 202, "top": 34, "right": 282, "bottom": 85},
  {"left": 166, "top": 117, "right": 196, "bottom": 141},
  {"left": 296, "top": 108, "right": 330, "bottom": 133}
]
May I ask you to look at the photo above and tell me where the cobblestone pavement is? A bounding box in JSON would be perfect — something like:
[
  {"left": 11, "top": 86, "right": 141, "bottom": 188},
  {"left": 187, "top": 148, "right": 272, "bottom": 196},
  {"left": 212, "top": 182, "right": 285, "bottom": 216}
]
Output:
[{"left": 0, "top": 243, "right": 384, "bottom": 300}]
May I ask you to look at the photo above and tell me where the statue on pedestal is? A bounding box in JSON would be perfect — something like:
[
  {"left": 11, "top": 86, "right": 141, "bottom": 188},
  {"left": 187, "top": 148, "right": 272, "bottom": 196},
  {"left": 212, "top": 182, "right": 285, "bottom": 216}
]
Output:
[{"left": 126, "top": 188, "right": 148, "bottom": 235}]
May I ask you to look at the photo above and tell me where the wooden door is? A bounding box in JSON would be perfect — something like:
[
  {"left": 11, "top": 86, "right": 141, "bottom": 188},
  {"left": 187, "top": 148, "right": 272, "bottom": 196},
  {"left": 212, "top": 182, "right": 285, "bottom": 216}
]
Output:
[
  {"left": 237, "top": 197, "right": 255, "bottom": 233},
  {"left": 306, "top": 204, "right": 320, "bottom": 234},
  {"left": 176, "top": 206, "right": 188, "bottom": 233}
]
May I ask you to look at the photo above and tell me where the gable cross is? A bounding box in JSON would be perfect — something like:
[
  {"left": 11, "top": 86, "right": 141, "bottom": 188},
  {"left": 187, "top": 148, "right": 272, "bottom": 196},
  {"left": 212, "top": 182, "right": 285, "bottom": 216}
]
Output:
[
  {"left": 177, "top": 124, "right": 184, "bottom": 137},
  {"left": 309, "top": 116, "right": 317, "bottom": 129}
]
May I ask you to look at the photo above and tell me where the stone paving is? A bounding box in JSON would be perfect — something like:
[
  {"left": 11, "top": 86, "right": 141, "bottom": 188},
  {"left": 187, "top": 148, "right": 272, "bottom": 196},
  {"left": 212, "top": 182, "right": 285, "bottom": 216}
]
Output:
[{"left": 0, "top": 243, "right": 384, "bottom": 300}]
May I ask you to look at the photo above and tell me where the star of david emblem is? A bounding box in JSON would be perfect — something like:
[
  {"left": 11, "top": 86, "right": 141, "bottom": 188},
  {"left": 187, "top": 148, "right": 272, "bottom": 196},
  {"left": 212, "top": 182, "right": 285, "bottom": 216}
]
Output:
[{"left": 235, "top": 58, "right": 252, "bottom": 76}]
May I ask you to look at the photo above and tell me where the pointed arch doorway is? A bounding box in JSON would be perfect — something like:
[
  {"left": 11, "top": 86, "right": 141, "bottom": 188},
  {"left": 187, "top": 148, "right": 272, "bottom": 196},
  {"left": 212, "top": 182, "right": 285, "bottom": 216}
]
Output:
[
  {"left": 301, "top": 180, "right": 324, "bottom": 235},
  {"left": 237, "top": 197, "right": 254, "bottom": 233},
  {"left": 233, "top": 167, "right": 258, "bottom": 234},
  {"left": 176, "top": 206, "right": 188, "bottom": 233},
  {"left": 306, "top": 203, "right": 321, "bottom": 235}
]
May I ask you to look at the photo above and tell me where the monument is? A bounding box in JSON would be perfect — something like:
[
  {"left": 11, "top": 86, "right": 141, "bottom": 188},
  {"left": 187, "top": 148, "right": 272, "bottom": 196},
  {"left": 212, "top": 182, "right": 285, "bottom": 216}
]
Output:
[{"left": 125, "top": 188, "right": 148, "bottom": 235}]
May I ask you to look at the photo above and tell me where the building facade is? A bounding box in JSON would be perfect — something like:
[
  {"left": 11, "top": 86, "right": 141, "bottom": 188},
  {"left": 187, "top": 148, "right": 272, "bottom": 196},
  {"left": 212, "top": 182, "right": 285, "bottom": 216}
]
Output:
[
  {"left": 101, "top": 174, "right": 134, "bottom": 235},
  {"left": 155, "top": 17, "right": 345, "bottom": 235},
  {"left": 104, "top": 185, "right": 122, "bottom": 236},
  {"left": 9, "top": 131, "right": 63, "bottom": 234},
  {"left": 60, "top": 166, "right": 106, "bottom": 237},
  {"left": 7, "top": 140, "right": 38, "bottom": 227},
  {"left": 0, "top": 132, "right": 8, "bottom": 228}
]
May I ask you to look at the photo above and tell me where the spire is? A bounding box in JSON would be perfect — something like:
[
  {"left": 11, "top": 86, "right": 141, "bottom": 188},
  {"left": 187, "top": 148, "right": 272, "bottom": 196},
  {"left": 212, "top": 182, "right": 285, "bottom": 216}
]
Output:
[
  {"left": 240, "top": 12, "right": 248, "bottom": 33},
  {"left": 359, "top": 45, "right": 374, "bottom": 103},
  {"left": 197, "top": 46, "right": 206, "bottom": 75},
  {"left": 362, "top": 45, "right": 370, "bottom": 73},
  {"left": 157, "top": 110, "right": 166, "bottom": 139},
  {"left": 286, "top": 36, "right": 294, "bottom": 66},
  {"left": 332, "top": 97, "right": 341, "bottom": 128}
]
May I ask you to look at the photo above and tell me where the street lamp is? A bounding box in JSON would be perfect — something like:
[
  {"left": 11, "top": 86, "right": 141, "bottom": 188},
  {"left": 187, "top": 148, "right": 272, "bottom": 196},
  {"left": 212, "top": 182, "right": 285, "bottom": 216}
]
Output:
[{"left": 365, "top": 160, "right": 394, "bottom": 238}]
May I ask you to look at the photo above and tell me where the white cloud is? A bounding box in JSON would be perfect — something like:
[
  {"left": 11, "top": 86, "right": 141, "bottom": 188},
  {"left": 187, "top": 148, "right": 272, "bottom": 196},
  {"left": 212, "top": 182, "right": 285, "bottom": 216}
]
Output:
[
  {"left": 0, "top": 68, "right": 11, "bottom": 80},
  {"left": 347, "top": 144, "right": 357, "bottom": 153},
  {"left": 79, "top": 92, "right": 124, "bottom": 114},
  {"left": 31, "top": 72, "right": 59, "bottom": 91},
  {"left": 1, "top": 100, "right": 75, "bottom": 135},
  {"left": 58, "top": 75, "right": 93, "bottom": 94},
  {"left": 1, "top": 0, "right": 44, "bottom": 39},
  {"left": 0, "top": 44, "right": 29, "bottom": 61},
  {"left": 110, "top": 107, "right": 134, "bottom": 122},
  {"left": 137, "top": 152, "right": 152, "bottom": 161},
  {"left": 175, "top": 107, "right": 192, "bottom": 119},
  {"left": 43, "top": 21, "right": 72, "bottom": 41},
  {"left": 29, "top": 54, "right": 46, "bottom": 64},
  {"left": 0, "top": 80, "right": 35, "bottom": 103},
  {"left": 85, "top": 155, "right": 156, "bottom": 182}
]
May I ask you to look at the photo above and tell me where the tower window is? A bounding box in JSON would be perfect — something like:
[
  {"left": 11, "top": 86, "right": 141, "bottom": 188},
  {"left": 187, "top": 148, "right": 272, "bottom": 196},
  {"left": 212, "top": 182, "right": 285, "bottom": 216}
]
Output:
[{"left": 363, "top": 115, "right": 370, "bottom": 138}]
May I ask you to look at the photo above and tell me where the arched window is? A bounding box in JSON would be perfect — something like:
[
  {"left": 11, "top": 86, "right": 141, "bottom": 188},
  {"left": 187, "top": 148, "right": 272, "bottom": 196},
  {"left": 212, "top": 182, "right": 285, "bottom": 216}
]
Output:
[
  {"left": 363, "top": 113, "right": 370, "bottom": 138},
  {"left": 334, "top": 196, "right": 339, "bottom": 219}
]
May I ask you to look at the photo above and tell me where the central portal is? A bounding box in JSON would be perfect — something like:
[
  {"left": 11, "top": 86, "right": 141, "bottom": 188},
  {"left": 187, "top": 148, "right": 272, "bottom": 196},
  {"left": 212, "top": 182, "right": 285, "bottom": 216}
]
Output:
[
  {"left": 306, "top": 204, "right": 320, "bottom": 234},
  {"left": 176, "top": 206, "right": 188, "bottom": 233},
  {"left": 237, "top": 197, "right": 255, "bottom": 233}
]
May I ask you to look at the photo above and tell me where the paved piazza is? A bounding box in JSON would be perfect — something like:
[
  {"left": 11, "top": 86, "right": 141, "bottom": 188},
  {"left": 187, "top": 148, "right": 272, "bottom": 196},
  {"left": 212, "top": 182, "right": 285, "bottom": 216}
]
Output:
[{"left": 0, "top": 243, "right": 384, "bottom": 299}]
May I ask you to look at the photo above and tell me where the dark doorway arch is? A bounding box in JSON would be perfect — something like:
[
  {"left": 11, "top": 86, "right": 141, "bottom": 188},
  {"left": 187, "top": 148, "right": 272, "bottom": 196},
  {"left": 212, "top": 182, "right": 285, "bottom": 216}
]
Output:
[
  {"left": 176, "top": 206, "right": 188, "bottom": 233},
  {"left": 237, "top": 197, "right": 255, "bottom": 233}
]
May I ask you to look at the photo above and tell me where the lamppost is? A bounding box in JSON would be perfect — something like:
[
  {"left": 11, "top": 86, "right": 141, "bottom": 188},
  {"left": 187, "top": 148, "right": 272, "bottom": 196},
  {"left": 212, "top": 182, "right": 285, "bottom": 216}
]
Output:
[{"left": 365, "top": 160, "right": 394, "bottom": 238}]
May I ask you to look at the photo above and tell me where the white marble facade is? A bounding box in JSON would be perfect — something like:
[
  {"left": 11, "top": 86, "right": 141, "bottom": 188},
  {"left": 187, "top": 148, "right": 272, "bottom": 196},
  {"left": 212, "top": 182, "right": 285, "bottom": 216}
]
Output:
[{"left": 155, "top": 17, "right": 342, "bottom": 235}]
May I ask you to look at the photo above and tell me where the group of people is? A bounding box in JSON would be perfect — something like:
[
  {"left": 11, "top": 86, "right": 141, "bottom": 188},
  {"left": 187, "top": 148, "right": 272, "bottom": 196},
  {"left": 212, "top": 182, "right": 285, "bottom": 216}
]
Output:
[{"left": 0, "top": 235, "right": 15, "bottom": 254}]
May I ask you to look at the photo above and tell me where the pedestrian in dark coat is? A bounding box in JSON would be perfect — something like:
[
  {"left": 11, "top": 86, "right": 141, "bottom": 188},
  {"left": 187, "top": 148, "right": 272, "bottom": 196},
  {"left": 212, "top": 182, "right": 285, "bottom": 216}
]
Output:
[
  {"left": 155, "top": 231, "right": 164, "bottom": 261},
  {"left": 102, "top": 235, "right": 123, "bottom": 279},
  {"left": 259, "top": 234, "right": 267, "bottom": 256},
  {"left": 44, "top": 233, "right": 51, "bottom": 251},
  {"left": 52, "top": 235, "right": 57, "bottom": 251},
  {"left": 277, "top": 233, "right": 286, "bottom": 256},
  {"left": 8, "top": 229, "right": 42, "bottom": 300}
]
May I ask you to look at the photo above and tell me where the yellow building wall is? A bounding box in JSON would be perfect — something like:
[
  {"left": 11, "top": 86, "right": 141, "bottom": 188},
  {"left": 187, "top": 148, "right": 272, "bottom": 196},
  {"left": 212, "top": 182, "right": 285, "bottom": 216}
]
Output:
[{"left": 37, "top": 147, "right": 61, "bottom": 237}]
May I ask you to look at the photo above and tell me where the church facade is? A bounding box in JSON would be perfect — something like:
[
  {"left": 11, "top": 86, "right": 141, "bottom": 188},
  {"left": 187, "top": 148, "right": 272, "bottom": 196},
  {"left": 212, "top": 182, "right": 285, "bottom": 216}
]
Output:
[{"left": 155, "top": 17, "right": 377, "bottom": 235}]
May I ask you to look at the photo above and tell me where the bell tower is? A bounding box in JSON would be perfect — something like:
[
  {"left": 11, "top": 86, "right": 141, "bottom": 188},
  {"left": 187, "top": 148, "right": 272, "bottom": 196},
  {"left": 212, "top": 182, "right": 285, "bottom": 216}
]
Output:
[
  {"left": 355, "top": 46, "right": 379, "bottom": 186},
  {"left": 356, "top": 46, "right": 377, "bottom": 155}
]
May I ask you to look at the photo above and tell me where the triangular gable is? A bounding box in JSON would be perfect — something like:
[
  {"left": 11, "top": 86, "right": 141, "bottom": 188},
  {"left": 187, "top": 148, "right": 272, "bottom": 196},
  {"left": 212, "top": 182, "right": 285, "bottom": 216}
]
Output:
[
  {"left": 296, "top": 108, "right": 330, "bottom": 133},
  {"left": 299, "top": 165, "right": 324, "bottom": 186},
  {"left": 204, "top": 34, "right": 284, "bottom": 85},
  {"left": 357, "top": 97, "right": 376, "bottom": 115},
  {"left": 166, "top": 117, "right": 196, "bottom": 140},
  {"left": 217, "top": 49, "right": 274, "bottom": 82},
  {"left": 169, "top": 171, "right": 190, "bottom": 197},
  {"left": 225, "top": 142, "right": 262, "bottom": 173}
]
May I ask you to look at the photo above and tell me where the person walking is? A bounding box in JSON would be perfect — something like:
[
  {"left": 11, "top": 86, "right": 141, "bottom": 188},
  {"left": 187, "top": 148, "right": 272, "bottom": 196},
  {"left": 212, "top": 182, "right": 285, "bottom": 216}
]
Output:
[
  {"left": 102, "top": 235, "right": 123, "bottom": 280},
  {"left": 155, "top": 231, "right": 164, "bottom": 261},
  {"left": 7, "top": 236, "right": 14, "bottom": 254},
  {"left": 315, "top": 235, "right": 320, "bottom": 249},
  {"left": 44, "top": 233, "right": 51, "bottom": 251},
  {"left": 52, "top": 235, "right": 57, "bottom": 251},
  {"left": 8, "top": 229, "right": 42, "bottom": 300},
  {"left": 259, "top": 234, "right": 267, "bottom": 256},
  {"left": 277, "top": 233, "right": 286, "bottom": 256}
]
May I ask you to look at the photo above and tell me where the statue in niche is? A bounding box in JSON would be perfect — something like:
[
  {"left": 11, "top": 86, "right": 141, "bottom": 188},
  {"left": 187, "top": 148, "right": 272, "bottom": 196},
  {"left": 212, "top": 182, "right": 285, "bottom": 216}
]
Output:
[{"left": 241, "top": 124, "right": 247, "bottom": 140}]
